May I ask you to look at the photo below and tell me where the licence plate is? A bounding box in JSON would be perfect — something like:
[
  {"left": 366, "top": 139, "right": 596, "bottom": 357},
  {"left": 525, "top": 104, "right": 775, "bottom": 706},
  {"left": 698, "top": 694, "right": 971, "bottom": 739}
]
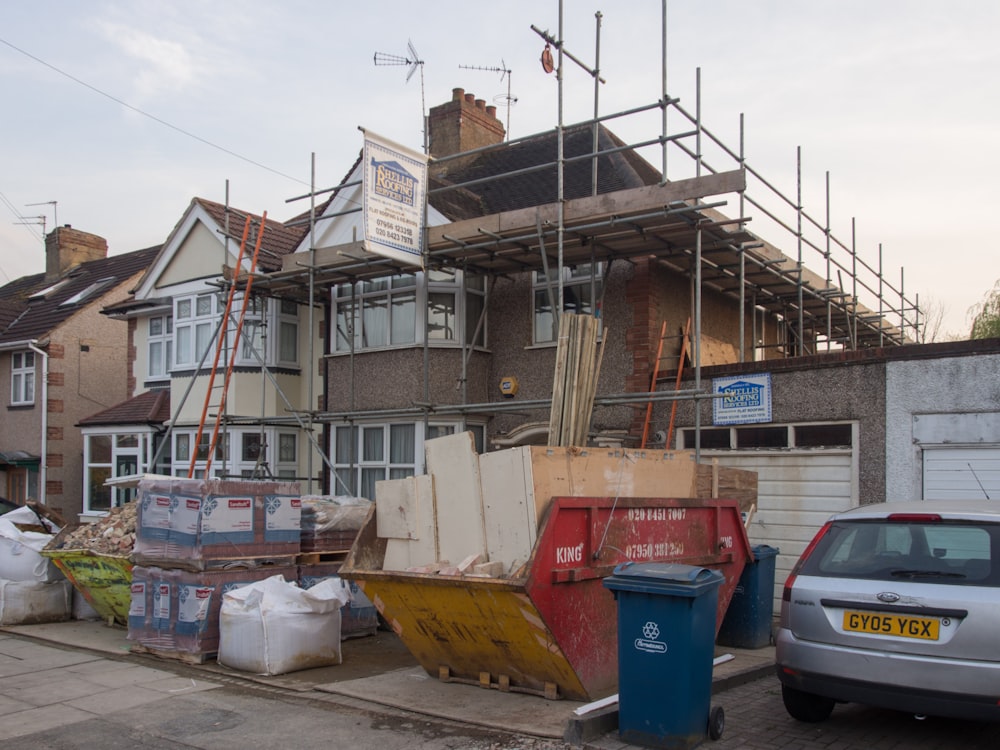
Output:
[{"left": 842, "top": 611, "right": 940, "bottom": 640}]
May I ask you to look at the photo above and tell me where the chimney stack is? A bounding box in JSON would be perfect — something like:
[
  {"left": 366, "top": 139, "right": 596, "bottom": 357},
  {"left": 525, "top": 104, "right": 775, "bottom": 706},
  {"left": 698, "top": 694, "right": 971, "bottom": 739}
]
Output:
[
  {"left": 427, "top": 87, "right": 506, "bottom": 163},
  {"left": 45, "top": 225, "right": 108, "bottom": 280}
]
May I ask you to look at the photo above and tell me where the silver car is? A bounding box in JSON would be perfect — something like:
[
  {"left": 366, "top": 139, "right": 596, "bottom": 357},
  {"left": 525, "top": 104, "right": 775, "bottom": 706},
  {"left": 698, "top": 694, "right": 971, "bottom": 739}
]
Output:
[{"left": 775, "top": 500, "right": 1000, "bottom": 722}]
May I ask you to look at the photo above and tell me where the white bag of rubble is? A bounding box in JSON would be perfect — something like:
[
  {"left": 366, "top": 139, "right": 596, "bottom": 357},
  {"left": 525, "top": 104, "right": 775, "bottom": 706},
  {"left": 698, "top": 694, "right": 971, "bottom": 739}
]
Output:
[
  {"left": 217, "top": 574, "right": 350, "bottom": 675},
  {"left": 0, "top": 517, "right": 63, "bottom": 583},
  {"left": 0, "top": 578, "right": 72, "bottom": 625}
]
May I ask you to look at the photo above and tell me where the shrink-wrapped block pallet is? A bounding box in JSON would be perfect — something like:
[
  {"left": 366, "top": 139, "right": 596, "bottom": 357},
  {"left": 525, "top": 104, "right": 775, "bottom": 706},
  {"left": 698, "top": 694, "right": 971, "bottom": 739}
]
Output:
[
  {"left": 133, "top": 477, "right": 302, "bottom": 570},
  {"left": 127, "top": 563, "right": 296, "bottom": 662}
]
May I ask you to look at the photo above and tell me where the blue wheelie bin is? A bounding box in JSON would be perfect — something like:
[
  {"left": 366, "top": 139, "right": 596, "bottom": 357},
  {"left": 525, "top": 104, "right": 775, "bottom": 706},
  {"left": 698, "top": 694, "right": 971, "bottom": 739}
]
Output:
[
  {"left": 604, "top": 562, "right": 725, "bottom": 749},
  {"left": 717, "top": 544, "right": 779, "bottom": 649}
]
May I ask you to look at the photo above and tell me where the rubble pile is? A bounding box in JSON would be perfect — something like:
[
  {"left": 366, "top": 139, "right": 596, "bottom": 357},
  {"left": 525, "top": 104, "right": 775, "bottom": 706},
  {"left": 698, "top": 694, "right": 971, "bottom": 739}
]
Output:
[{"left": 57, "top": 502, "right": 137, "bottom": 555}]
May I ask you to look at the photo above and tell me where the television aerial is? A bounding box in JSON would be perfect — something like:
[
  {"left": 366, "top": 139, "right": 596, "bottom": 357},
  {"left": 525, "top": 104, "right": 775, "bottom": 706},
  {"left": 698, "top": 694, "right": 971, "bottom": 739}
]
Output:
[
  {"left": 374, "top": 40, "right": 427, "bottom": 152},
  {"left": 458, "top": 60, "right": 517, "bottom": 140}
]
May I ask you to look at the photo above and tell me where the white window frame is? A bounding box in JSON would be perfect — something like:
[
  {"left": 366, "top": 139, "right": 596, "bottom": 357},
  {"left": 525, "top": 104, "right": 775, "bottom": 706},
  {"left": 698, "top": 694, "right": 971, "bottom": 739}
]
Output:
[
  {"left": 230, "top": 295, "right": 300, "bottom": 369},
  {"left": 533, "top": 263, "right": 603, "bottom": 345},
  {"left": 331, "top": 270, "right": 486, "bottom": 354},
  {"left": 81, "top": 428, "right": 165, "bottom": 515},
  {"left": 173, "top": 293, "right": 219, "bottom": 369},
  {"left": 10, "top": 351, "right": 35, "bottom": 405},
  {"left": 276, "top": 298, "right": 299, "bottom": 367},
  {"left": 330, "top": 421, "right": 486, "bottom": 499},
  {"left": 171, "top": 427, "right": 301, "bottom": 480},
  {"left": 147, "top": 314, "right": 173, "bottom": 381}
]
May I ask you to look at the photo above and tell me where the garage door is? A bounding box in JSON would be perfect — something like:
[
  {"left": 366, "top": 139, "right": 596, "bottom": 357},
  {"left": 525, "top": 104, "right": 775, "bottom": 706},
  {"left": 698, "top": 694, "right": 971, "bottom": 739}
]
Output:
[
  {"left": 700, "top": 450, "right": 856, "bottom": 617},
  {"left": 923, "top": 447, "right": 1000, "bottom": 501}
]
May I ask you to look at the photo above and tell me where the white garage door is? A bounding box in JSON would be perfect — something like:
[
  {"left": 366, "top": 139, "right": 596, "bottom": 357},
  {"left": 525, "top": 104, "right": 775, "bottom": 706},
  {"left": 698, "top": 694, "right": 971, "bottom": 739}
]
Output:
[
  {"left": 923, "top": 447, "right": 1000, "bottom": 501},
  {"left": 700, "top": 450, "right": 856, "bottom": 616}
]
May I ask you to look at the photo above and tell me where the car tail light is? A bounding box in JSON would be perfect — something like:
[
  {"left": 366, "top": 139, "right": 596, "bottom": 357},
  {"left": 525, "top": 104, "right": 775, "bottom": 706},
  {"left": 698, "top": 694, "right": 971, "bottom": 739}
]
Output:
[
  {"left": 782, "top": 521, "right": 833, "bottom": 602},
  {"left": 887, "top": 513, "right": 942, "bottom": 523}
]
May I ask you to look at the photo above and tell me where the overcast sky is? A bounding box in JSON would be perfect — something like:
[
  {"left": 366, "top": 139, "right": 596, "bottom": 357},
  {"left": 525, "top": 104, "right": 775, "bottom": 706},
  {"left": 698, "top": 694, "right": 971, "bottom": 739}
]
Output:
[{"left": 2, "top": 1, "right": 996, "bottom": 338}]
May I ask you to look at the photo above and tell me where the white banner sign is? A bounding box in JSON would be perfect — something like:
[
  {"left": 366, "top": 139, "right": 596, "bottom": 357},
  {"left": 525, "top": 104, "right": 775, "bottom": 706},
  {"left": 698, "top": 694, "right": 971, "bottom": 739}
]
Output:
[
  {"left": 713, "top": 373, "right": 773, "bottom": 425},
  {"left": 362, "top": 129, "right": 428, "bottom": 266}
]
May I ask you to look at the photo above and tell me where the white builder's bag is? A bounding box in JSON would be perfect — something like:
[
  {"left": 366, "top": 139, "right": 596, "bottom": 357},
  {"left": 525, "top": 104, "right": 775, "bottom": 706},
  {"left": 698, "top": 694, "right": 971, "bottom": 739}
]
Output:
[
  {"left": 0, "top": 517, "right": 63, "bottom": 583},
  {"left": 217, "top": 575, "right": 351, "bottom": 675}
]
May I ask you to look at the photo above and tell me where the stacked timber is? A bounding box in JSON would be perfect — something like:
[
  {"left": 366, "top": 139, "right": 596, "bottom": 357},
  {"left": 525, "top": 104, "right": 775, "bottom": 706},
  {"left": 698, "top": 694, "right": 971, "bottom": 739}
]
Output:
[{"left": 548, "top": 313, "right": 604, "bottom": 447}]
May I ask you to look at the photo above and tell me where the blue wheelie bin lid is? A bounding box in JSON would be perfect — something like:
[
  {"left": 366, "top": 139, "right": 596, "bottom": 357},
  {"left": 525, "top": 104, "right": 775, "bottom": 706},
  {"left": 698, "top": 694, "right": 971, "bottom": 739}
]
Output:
[
  {"left": 603, "top": 561, "right": 724, "bottom": 598},
  {"left": 752, "top": 544, "right": 779, "bottom": 561}
]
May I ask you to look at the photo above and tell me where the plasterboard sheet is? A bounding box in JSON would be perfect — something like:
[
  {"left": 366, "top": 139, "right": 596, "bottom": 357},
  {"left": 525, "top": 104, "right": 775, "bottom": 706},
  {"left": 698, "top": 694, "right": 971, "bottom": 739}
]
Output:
[
  {"left": 424, "top": 432, "right": 486, "bottom": 564},
  {"left": 479, "top": 447, "right": 536, "bottom": 573}
]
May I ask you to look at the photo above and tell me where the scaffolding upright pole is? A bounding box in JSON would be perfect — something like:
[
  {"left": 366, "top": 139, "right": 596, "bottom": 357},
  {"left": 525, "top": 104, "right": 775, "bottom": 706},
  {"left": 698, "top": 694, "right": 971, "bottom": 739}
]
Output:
[
  {"left": 797, "top": 146, "right": 804, "bottom": 356},
  {"left": 307, "top": 153, "right": 317, "bottom": 493},
  {"left": 661, "top": 0, "right": 668, "bottom": 181},
  {"left": 825, "top": 171, "right": 832, "bottom": 350},
  {"left": 592, "top": 11, "right": 602, "bottom": 197},
  {"left": 738, "top": 112, "right": 746, "bottom": 362}
]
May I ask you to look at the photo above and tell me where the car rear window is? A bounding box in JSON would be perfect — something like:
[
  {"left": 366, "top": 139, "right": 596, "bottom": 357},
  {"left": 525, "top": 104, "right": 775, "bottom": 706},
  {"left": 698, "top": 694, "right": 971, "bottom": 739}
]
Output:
[{"left": 800, "top": 519, "right": 997, "bottom": 586}]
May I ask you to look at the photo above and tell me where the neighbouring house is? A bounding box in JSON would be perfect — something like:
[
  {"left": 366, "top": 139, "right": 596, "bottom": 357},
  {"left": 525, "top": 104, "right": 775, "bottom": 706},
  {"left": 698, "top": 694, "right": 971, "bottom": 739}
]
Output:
[
  {"left": 0, "top": 226, "right": 159, "bottom": 520},
  {"left": 92, "top": 197, "right": 324, "bottom": 510}
]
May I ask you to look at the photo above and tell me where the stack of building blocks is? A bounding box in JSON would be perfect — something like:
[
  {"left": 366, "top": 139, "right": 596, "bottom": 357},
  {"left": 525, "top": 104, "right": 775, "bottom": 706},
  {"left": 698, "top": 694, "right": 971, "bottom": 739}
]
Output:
[{"left": 127, "top": 476, "right": 301, "bottom": 663}]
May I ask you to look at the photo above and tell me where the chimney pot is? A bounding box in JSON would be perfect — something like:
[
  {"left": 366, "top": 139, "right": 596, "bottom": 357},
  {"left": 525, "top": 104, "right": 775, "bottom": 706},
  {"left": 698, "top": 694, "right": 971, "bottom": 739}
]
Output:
[
  {"left": 452, "top": 87, "right": 464, "bottom": 101},
  {"left": 464, "top": 93, "right": 475, "bottom": 104},
  {"left": 475, "top": 98, "right": 485, "bottom": 110},
  {"left": 486, "top": 105, "right": 497, "bottom": 117}
]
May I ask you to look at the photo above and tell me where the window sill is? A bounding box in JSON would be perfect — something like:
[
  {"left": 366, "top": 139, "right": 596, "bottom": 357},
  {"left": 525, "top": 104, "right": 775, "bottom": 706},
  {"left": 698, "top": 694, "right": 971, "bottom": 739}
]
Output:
[{"left": 326, "top": 343, "right": 491, "bottom": 357}]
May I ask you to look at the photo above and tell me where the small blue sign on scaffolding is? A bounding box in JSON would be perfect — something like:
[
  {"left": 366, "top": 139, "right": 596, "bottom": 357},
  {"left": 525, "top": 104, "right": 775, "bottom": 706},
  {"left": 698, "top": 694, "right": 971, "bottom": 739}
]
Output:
[{"left": 713, "top": 373, "right": 772, "bottom": 425}]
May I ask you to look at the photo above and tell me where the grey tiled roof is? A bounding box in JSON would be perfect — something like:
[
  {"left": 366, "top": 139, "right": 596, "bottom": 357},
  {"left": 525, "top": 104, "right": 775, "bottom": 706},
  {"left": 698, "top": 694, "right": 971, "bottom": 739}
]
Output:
[
  {"left": 429, "top": 124, "right": 662, "bottom": 220},
  {"left": 0, "top": 245, "right": 161, "bottom": 345}
]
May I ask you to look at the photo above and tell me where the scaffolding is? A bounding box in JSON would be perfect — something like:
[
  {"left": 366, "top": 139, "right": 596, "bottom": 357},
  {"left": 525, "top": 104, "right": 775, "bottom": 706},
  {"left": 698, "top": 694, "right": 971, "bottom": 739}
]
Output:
[{"left": 237, "top": 2, "right": 921, "bottom": 479}]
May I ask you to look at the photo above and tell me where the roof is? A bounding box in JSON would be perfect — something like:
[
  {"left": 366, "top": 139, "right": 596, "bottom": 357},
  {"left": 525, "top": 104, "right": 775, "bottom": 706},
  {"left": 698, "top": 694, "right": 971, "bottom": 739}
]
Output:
[
  {"left": 194, "top": 197, "right": 307, "bottom": 272},
  {"left": 0, "top": 245, "right": 162, "bottom": 346},
  {"left": 429, "top": 125, "right": 661, "bottom": 219},
  {"left": 77, "top": 389, "right": 171, "bottom": 427}
]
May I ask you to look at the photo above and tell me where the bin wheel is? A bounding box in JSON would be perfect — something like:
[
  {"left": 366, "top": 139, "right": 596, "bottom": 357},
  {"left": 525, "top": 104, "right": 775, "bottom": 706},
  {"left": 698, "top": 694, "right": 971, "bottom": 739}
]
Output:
[{"left": 708, "top": 705, "right": 725, "bottom": 740}]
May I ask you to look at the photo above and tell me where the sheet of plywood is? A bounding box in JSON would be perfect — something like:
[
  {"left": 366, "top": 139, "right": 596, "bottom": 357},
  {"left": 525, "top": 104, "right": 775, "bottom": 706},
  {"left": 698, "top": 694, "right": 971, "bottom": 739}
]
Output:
[
  {"left": 424, "top": 431, "right": 486, "bottom": 566},
  {"left": 525, "top": 447, "right": 702, "bottom": 522},
  {"left": 479, "top": 447, "right": 536, "bottom": 573}
]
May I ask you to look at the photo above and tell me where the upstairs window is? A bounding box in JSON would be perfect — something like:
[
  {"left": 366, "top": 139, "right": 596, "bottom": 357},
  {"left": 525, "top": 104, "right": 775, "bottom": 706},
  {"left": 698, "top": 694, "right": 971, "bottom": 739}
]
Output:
[
  {"left": 10, "top": 351, "right": 35, "bottom": 405},
  {"left": 331, "top": 270, "right": 485, "bottom": 353},
  {"left": 277, "top": 298, "right": 299, "bottom": 366},
  {"left": 533, "top": 263, "right": 603, "bottom": 344},
  {"left": 147, "top": 314, "right": 173, "bottom": 380},
  {"left": 174, "top": 293, "right": 218, "bottom": 369}
]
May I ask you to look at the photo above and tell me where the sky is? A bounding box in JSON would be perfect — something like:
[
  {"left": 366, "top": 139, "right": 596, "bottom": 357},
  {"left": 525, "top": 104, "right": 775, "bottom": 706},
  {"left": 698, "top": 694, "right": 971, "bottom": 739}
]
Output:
[{"left": 1, "top": 0, "right": 997, "bottom": 339}]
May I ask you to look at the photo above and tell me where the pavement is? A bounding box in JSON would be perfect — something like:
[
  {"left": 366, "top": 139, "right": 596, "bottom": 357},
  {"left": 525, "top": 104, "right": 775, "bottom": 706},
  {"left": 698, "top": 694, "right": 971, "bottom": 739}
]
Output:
[{"left": 0, "top": 618, "right": 775, "bottom": 747}]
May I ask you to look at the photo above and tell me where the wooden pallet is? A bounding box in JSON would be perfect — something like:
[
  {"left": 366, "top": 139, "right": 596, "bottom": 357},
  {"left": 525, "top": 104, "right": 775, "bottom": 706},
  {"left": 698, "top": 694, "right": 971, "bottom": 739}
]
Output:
[
  {"left": 296, "top": 550, "right": 349, "bottom": 565},
  {"left": 129, "top": 642, "right": 214, "bottom": 665}
]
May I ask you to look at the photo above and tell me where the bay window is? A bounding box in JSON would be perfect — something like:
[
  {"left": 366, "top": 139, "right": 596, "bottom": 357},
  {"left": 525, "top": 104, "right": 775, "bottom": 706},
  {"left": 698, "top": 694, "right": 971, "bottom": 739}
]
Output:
[
  {"left": 174, "top": 293, "right": 218, "bottom": 368},
  {"left": 331, "top": 421, "right": 485, "bottom": 499},
  {"left": 331, "top": 270, "right": 485, "bottom": 353},
  {"left": 82, "top": 429, "right": 168, "bottom": 515}
]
